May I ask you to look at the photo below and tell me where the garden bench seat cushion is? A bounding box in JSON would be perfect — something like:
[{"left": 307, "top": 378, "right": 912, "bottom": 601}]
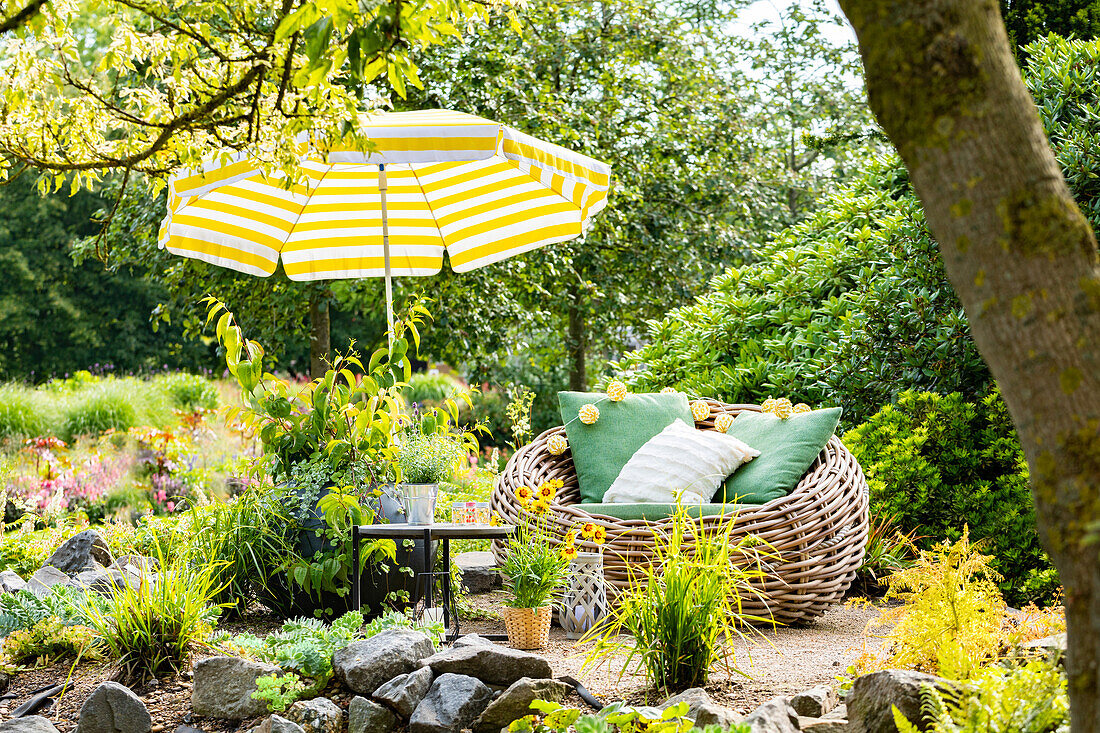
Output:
[
  {"left": 717, "top": 407, "right": 843, "bottom": 504},
  {"left": 579, "top": 502, "right": 737, "bottom": 522},
  {"left": 558, "top": 391, "right": 694, "bottom": 503}
]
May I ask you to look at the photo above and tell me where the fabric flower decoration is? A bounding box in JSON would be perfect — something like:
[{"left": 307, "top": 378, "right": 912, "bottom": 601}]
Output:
[
  {"left": 579, "top": 404, "right": 600, "bottom": 425},
  {"left": 773, "top": 397, "right": 793, "bottom": 419},
  {"left": 761, "top": 397, "right": 777, "bottom": 413},
  {"left": 607, "top": 380, "right": 628, "bottom": 402},
  {"left": 793, "top": 403, "right": 812, "bottom": 414},
  {"left": 714, "top": 413, "right": 735, "bottom": 433},
  {"left": 515, "top": 485, "right": 534, "bottom": 505},
  {"left": 690, "top": 400, "right": 710, "bottom": 422},
  {"left": 547, "top": 434, "right": 568, "bottom": 456},
  {"left": 660, "top": 387, "right": 677, "bottom": 394}
]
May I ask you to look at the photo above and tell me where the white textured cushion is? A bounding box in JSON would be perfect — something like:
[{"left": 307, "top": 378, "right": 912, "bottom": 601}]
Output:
[{"left": 602, "top": 419, "right": 760, "bottom": 504}]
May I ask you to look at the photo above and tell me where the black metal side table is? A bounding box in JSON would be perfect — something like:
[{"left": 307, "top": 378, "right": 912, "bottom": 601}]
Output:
[{"left": 352, "top": 522, "right": 515, "bottom": 642}]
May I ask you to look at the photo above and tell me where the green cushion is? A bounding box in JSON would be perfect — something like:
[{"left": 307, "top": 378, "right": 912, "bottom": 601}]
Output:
[
  {"left": 717, "top": 407, "right": 842, "bottom": 504},
  {"left": 578, "top": 502, "right": 737, "bottom": 522},
  {"left": 559, "top": 391, "right": 693, "bottom": 503}
]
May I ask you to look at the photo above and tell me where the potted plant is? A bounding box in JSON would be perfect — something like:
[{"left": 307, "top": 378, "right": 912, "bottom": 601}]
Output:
[
  {"left": 394, "top": 420, "right": 467, "bottom": 524},
  {"left": 500, "top": 478, "right": 572, "bottom": 649}
]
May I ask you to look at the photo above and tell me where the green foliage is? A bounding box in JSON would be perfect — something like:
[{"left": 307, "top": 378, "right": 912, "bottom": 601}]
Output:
[
  {"left": 0, "top": 385, "right": 54, "bottom": 446},
  {"left": 582, "top": 506, "right": 769, "bottom": 691},
  {"left": 1, "top": 617, "right": 103, "bottom": 666},
  {"left": 1025, "top": 35, "right": 1100, "bottom": 233},
  {"left": 0, "top": 586, "right": 105, "bottom": 638},
  {"left": 507, "top": 699, "right": 750, "bottom": 733},
  {"left": 81, "top": 550, "right": 223, "bottom": 681},
  {"left": 395, "top": 429, "right": 465, "bottom": 485},
  {"left": 154, "top": 373, "right": 219, "bottom": 412},
  {"left": 856, "top": 514, "right": 921, "bottom": 594},
  {"left": 404, "top": 372, "right": 464, "bottom": 405},
  {"left": 844, "top": 390, "right": 1056, "bottom": 605},
  {"left": 613, "top": 159, "right": 990, "bottom": 427},
  {"left": 252, "top": 672, "right": 308, "bottom": 713},
  {"left": 1003, "top": 0, "right": 1100, "bottom": 59},
  {"left": 501, "top": 491, "right": 570, "bottom": 610},
  {"left": 894, "top": 659, "right": 1069, "bottom": 733}
]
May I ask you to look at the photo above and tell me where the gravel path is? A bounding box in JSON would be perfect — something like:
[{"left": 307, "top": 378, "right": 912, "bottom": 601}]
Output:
[{"left": 462, "top": 591, "right": 885, "bottom": 713}]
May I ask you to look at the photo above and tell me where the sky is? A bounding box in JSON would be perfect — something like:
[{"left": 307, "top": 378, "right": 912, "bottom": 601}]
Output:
[{"left": 735, "top": 0, "right": 858, "bottom": 46}]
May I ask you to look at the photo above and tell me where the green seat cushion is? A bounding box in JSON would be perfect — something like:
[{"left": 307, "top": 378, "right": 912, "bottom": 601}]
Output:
[
  {"left": 559, "top": 391, "right": 693, "bottom": 503},
  {"left": 717, "top": 407, "right": 842, "bottom": 504},
  {"left": 578, "top": 502, "right": 738, "bottom": 522}
]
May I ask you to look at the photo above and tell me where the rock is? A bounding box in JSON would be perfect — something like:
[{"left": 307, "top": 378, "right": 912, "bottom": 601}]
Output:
[
  {"left": 0, "top": 670, "right": 10, "bottom": 693},
  {"left": 410, "top": 674, "right": 494, "bottom": 733},
  {"left": 74, "top": 567, "right": 131, "bottom": 596},
  {"left": 659, "top": 688, "right": 716, "bottom": 721},
  {"left": 27, "top": 565, "right": 73, "bottom": 597},
  {"left": 1023, "top": 633, "right": 1067, "bottom": 654},
  {"left": 452, "top": 634, "right": 493, "bottom": 648},
  {"left": 0, "top": 717, "right": 60, "bottom": 733},
  {"left": 799, "top": 718, "right": 849, "bottom": 732},
  {"left": 76, "top": 681, "right": 152, "bottom": 733},
  {"left": 848, "top": 670, "right": 950, "bottom": 733},
  {"left": 473, "top": 677, "right": 570, "bottom": 733},
  {"left": 110, "top": 555, "right": 160, "bottom": 576},
  {"left": 421, "top": 644, "right": 552, "bottom": 686},
  {"left": 191, "top": 655, "right": 280, "bottom": 720},
  {"left": 250, "top": 716, "right": 305, "bottom": 733},
  {"left": 693, "top": 702, "right": 741, "bottom": 729},
  {"left": 286, "top": 697, "right": 344, "bottom": 733},
  {"left": 45, "top": 529, "right": 113, "bottom": 575},
  {"left": 350, "top": 696, "right": 398, "bottom": 733},
  {"left": 790, "top": 686, "right": 837, "bottom": 717},
  {"left": 335, "top": 630, "right": 436, "bottom": 695},
  {"left": 0, "top": 570, "right": 26, "bottom": 594},
  {"left": 740, "top": 698, "right": 799, "bottom": 733},
  {"left": 373, "top": 667, "right": 434, "bottom": 718},
  {"left": 455, "top": 552, "right": 501, "bottom": 594}
]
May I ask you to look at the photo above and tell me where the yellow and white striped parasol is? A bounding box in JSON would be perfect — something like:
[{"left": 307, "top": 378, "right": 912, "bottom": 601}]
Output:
[{"left": 158, "top": 109, "right": 611, "bottom": 330}]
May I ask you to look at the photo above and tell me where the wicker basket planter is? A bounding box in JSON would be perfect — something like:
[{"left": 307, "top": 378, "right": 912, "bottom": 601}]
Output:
[
  {"left": 501, "top": 606, "right": 553, "bottom": 650},
  {"left": 490, "top": 400, "right": 870, "bottom": 626}
]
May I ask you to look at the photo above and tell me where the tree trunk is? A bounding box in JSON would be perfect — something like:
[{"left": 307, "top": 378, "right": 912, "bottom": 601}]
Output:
[
  {"left": 836, "top": 1, "right": 1100, "bottom": 728},
  {"left": 567, "top": 295, "right": 587, "bottom": 391},
  {"left": 308, "top": 289, "right": 331, "bottom": 380}
]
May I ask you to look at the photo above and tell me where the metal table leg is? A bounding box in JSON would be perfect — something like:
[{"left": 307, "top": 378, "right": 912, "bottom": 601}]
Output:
[{"left": 352, "top": 526, "right": 361, "bottom": 611}]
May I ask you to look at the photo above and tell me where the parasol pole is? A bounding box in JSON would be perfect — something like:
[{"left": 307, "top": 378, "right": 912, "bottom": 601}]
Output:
[{"left": 379, "top": 163, "right": 394, "bottom": 349}]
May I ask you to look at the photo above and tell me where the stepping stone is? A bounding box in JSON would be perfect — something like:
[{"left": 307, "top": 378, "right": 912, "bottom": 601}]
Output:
[{"left": 454, "top": 552, "right": 500, "bottom": 594}]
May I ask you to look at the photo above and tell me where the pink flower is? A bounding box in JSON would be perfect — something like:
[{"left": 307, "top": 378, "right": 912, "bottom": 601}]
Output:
[
  {"left": 156, "top": 490, "right": 167, "bottom": 502},
  {"left": 166, "top": 501, "right": 176, "bottom": 513}
]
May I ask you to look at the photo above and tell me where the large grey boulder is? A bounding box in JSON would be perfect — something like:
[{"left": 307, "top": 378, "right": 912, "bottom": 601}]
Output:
[
  {"left": 191, "top": 655, "right": 281, "bottom": 720},
  {"left": 741, "top": 698, "right": 799, "bottom": 733},
  {"left": 455, "top": 551, "right": 501, "bottom": 594},
  {"left": 286, "top": 697, "right": 344, "bottom": 733},
  {"left": 799, "top": 718, "right": 849, "bottom": 732},
  {"left": 249, "top": 716, "right": 305, "bottom": 733},
  {"left": 0, "top": 717, "right": 60, "bottom": 733},
  {"left": 694, "top": 702, "right": 741, "bottom": 729},
  {"left": 421, "top": 644, "right": 553, "bottom": 686},
  {"left": 473, "top": 677, "right": 570, "bottom": 733},
  {"left": 848, "top": 670, "right": 950, "bottom": 733},
  {"left": 76, "top": 681, "right": 152, "bottom": 733},
  {"left": 452, "top": 634, "right": 493, "bottom": 649},
  {"left": 0, "top": 569, "right": 26, "bottom": 594},
  {"left": 27, "top": 565, "right": 73, "bottom": 597},
  {"left": 350, "top": 696, "right": 398, "bottom": 733},
  {"left": 335, "top": 630, "right": 435, "bottom": 695},
  {"left": 74, "top": 567, "right": 131, "bottom": 597},
  {"left": 45, "top": 529, "right": 113, "bottom": 575},
  {"left": 373, "top": 666, "right": 434, "bottom": 718},
  {"left": 790, "top": 686, "right": 838, "bottom": 718},
  {"left": 410, "top": 673, "right": 494, "bottom": 733}
]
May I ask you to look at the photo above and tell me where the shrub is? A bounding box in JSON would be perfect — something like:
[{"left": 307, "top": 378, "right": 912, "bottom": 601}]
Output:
[
  {"left": 582, "top": 505, "right": 768, "bottom": 691},
  {"left": 0, "top": 384, "right": 54, "bottom": 446},
  {"left": 895, "top": 658, "right": 1069, "bottom": 733},
  {"left": 81, "top": 551, "right": 223, "bottom": 681},
  {"left": 154, "top": 372, "right": 219, "bottom": 412},
  {"left": 58, "top": 381, "right": 139, "bottom": 441},
  {"left": 404, "top": 371, "right": 464, "bottom": 405},
  {"left": 1, "top": 617, "right": 103, "bottom": 666},
  {"left": 843, "top": 390, "right": 1056, "bottom": 605},
  {"left": 507, "top": 699, "right": 750, "bottom": 733},
  {"left": 0, "top": 585, "right": 106, "bottom": 637}
]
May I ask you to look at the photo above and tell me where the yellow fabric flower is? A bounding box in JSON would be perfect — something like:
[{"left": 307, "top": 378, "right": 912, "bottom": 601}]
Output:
[
  {"left": 761, "top": 397, "right": 777, "bottom": 414},
  {"left": 579, "top": 404, "right": 600, "bottom": 425},
  {"left": 606, "top": 380, "right": 628, "bottom": 402},
  {"left": 592, "top": 526, "right": 607, "bottom": 544},
  {"left": 547, "top": 434, "right": 568, "bottom": 456},
  {"left": 537, "top": 481, "right": 557, "bottom": 502},
  {"left": 561, "top": 545, "right": 579, "bottom": 561},
  {"left": 515, "top": 485, "right": 534, "bottom": 505},
  {"left": 660, "top": 387, "right": 677, "bottom": 394},
  {"left": 793, "top": 403, "right": 811, "bottom": 414},
  {"left": 714, "top": 413, "right": 734, "bottom": 433},
  {"left": 690, "top": 400, "right": 710, "bottom": 422},
  {"left": 773, "top": 397, "right": 793, "bottom": 419}
]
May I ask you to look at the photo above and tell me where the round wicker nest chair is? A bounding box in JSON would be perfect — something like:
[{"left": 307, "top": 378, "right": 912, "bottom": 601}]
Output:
[{"left": 490, "top": 399, "right": 870, "bottom": 625}]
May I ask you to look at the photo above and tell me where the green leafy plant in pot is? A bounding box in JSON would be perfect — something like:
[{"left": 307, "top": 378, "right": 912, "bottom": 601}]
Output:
[{"left": 394, "top": 416, "right": 470, "bottom": 524}]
